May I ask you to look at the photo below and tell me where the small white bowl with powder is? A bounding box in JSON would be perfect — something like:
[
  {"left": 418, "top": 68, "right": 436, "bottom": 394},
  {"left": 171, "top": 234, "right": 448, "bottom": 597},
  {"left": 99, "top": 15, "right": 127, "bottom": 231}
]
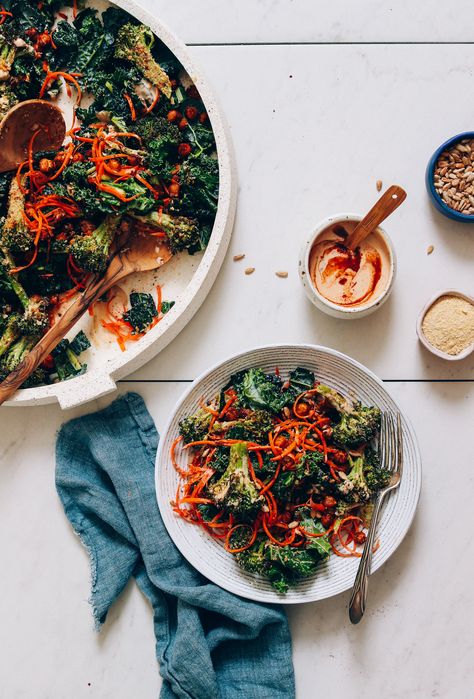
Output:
[{"left": 417, "top": 290, "right": 474, "bottom": 360}]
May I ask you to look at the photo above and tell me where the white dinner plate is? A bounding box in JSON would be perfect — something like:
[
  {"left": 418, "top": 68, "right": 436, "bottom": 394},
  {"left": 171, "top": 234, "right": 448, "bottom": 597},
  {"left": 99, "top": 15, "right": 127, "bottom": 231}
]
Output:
[{"left": 155, "top": 344, "right": 422, "bottom": 604}]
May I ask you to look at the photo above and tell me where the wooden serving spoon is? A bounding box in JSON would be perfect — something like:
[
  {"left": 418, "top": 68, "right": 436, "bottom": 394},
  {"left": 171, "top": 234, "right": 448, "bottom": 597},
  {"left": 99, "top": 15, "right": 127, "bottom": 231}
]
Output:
[
  {"left": 0, "top": 100, "right": 66, "bottom": 173},
  {"left": 345, "top": 185, "right": 407, "bottom": 250},
  {"left": 0, "top": 233, "right": 173, "bottom": 405}
]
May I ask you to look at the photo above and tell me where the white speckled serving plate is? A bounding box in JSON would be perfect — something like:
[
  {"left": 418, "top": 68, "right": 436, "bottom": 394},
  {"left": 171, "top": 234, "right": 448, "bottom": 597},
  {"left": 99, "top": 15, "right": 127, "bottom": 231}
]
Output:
[
  {"left": 6, "top": 0, "right": 236, "bottom": 408},
  {"left": 155, "top": 344, "right": 422, "bottom": 604}
]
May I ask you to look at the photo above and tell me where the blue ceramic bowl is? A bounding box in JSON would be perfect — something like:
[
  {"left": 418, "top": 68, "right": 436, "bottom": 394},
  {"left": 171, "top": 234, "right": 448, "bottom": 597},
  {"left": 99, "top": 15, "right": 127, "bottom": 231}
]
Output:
[{"left": 425, "top": 131, "right": 474, "bottom": 222}]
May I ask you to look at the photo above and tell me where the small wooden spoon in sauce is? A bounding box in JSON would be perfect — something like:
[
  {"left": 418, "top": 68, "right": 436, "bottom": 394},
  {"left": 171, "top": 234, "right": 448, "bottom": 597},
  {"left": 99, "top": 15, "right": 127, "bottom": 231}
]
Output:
[
  {"left": 0, "top": 233, "right": 173, "bottom": 404},
  {"left": 0, "top": 100, "right": 66, "bottom": 173},
  {"left": 345, "top": 185, "right": 407, "bottom": 250}
]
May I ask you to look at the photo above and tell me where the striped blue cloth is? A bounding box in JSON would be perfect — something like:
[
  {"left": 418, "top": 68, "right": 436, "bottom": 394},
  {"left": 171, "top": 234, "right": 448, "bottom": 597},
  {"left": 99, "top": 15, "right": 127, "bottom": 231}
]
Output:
[{"left": 56, "top": 392, "right": 295, "bottom": 699}]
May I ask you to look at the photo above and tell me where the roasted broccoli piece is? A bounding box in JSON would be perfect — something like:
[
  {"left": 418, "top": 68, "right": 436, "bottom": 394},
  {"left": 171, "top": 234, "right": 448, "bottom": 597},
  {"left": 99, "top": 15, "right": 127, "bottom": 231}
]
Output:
[
  {"left": 315, "top": 384, "right": 381, "bottom": 447},
  {"left": 209, "top": 446, "right": 230, "bottom": 476},
  {"left": 332, "top": 403, "right": 381, "bottom": 448},
  {"left": 0, "top": 313, "right": 20, "bottom": 359},
  {"left": 70, "top": 214, "right": 121, "bottom": 273},
  {"left": 179, "top": 406, "right": 213, "bottom": 444},
  {"left": 0, "top": 253, "right": 49, "bottom": 335},
  {"left": 1, "top": 178, "right": 33, "bottom": 253},
  {"left": 114, "top": 23, "right": 172, "bottom": 98},
  {"left": 363, "top": 447, "right": 391, "bottom": 492},
  {"left": 0, "top": 33, "right": 15, "bottom": 82},
  {"left": 315, "top": 384, "right": 354, "bottom": 414},
  {"left": 0, "top": 336, "right": 46, "bottom": 387},
  {"left": 208, "top": 442, "right": 264, "bottom": 519},
  {"left": 130, "top": 211, "right": 200, "bottom": 254},
  {"left": 134, "top": 114, "right": 180, "bottom": 147},
  {"left": 51, "top": 331, "right": 91, "bottom": 382},
  {"left": 122, "top": 292, "right": 158, "bottom": 333},
  {"left": 211, "top": 409, "right": 274, "bottom": 444},
  {"left": 337, "top": 455, "right": 371, "bottom": 504}
]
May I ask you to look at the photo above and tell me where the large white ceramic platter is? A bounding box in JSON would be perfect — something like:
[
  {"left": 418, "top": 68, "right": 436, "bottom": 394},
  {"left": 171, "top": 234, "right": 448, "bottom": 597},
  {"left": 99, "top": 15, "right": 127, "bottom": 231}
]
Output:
[
  {"left": 156, "top": 344, "right": 422, "bottom": 604},
  {"left": 6, "top": 0, "right": 236, "bottom": 408}
]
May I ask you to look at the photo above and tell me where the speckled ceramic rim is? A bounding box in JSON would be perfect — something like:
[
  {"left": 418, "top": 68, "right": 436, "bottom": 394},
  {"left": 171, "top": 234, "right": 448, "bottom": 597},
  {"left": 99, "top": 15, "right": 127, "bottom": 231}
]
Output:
[
  {"left": 425, "top": 131, "right": 474, "bottom": 222},
  {"left": 298, "top": 213, "right": 397, "bottom": 320},
  {"left": 417, "top": 289, "right": 474, "bottom": 361},
  {"left": 155, "top": 344, "right": 422, "bottom": 604},
  {"left": 5, "top": 0, "right": 237, "bottom": 408}
]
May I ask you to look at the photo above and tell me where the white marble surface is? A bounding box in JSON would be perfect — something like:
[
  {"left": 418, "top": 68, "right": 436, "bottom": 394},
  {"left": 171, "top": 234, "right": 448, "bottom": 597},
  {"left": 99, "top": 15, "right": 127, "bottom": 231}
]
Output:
[
  {"left": 1, "top": 3, "right": 474, "bottom": 698},
  {"left": 138, "top": 0, "right": 474, "bottom": 44}
]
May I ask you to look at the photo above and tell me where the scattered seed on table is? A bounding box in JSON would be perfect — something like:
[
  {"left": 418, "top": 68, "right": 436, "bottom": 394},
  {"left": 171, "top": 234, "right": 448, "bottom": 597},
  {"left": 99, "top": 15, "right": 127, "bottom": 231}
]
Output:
[
  {"left": 245, "top": 267, "right": 255, "bottom": 275},
  {"left": 427, "top": 245, "right": 434, "bottom": 255},
  {"left": 233, "top": 253, "right": 245, "bottom": 261},
  {"left": 275, "top": 271, "right": 288, "bottom": 278},
  {"left": 376, "top": 180, "right": 382, "bottom": 192}
]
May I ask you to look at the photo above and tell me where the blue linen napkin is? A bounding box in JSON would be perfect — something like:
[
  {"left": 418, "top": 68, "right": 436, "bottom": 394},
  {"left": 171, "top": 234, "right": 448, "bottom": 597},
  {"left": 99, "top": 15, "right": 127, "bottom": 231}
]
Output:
[{"left": 56, "top": 392, "right": 295, "bottom": 699}]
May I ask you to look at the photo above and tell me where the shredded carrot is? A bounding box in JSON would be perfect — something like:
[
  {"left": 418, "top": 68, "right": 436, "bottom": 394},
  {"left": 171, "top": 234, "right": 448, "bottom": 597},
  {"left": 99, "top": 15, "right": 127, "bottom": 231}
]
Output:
[
  {"left": 144, "top": 87, "right": 160, "bottom": 114},
  {"left": 123, "top": 93, "right": 136, "bottom": 121},
  {"left": 39, "top": 71, "right": 82, "bottom": 105}
]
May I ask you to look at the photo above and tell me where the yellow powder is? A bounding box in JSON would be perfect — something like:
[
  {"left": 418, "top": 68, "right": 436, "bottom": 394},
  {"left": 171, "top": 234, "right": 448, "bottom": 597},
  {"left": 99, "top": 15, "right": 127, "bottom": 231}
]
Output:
[{"left": 422, "top": 295, "right": 474, "bottom": 355}]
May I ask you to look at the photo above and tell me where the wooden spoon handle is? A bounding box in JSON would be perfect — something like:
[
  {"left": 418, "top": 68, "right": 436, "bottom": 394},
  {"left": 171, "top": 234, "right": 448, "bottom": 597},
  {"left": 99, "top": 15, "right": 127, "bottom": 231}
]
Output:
[
  {"left": 0, "top": 262, "right": 124, "bottom": 405},
  {"left": 345, "top": 185, "right": 407, "bottom": 250}
]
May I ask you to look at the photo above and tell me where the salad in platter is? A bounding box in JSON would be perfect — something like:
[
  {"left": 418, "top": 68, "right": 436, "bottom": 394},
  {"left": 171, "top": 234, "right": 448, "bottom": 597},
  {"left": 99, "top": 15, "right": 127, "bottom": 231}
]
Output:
[
  {"left": 0, "top": 0, "right": 218, "bottom": 386},
  {"left": 171, "top": 366, "right": 391, "bottom": 593}
]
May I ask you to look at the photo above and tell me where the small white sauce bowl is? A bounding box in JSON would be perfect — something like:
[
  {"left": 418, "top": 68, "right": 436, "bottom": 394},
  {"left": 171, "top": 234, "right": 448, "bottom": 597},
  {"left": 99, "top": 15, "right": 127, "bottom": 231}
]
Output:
[
  {"left": 298, "top": 213, "right": 397, "bottom": 319},
  {"left": 417, "top": 289, "right": 474, "bottom": 361}
]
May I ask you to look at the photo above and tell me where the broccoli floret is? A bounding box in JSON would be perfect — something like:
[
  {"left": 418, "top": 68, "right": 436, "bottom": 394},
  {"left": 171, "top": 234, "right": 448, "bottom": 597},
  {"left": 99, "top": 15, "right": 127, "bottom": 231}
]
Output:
[
  {"left": 234, "top": 538, "right": 268, "bottom": 574},
  {"left": 179, "top": 407, "right": 213, "bottom": 444},
  {"left": 0, "top": 34, "right": 15, "bottom": 82},
  {"left": 134, "top": 114, "right": 179, "bottom": 146},
  {"left": 209, "top": 446, "right": 230, "bottom": 475},
  {"left": 114, "top": 23, "right": 172, "bottom": 98},
  {"left": 0, "top": 335, "right": 46, "bottom": 387},
  {"left": 332, "top": 403, "right": 381, "bottom": 448},
  {"left": 363, "top": 447, "right": 391, "bottom": 493},
  {"left": 51, "top": 331, "right": 91, "bottom": 382},
  {"left": 130, "top": 211, "right": 200, "bottom": 254},
  {"left": 337, "top": 455, "right": 371, "bottom": 504},
  {"left": 316, "top": 384, "right": 381, "bottom": 447},
  {"left": 0, "top": 313, "right": 20, "bottom": 358},
  {"left": 211, "top": 409, "right": 274, "bottom": 444},
  {"left": 208, "top": 442, "right": 263, "bottom": 519},
  {"left": 1, "top": 178, "right": 33, "bottom": 253},
  {"left": 122, "top": 292, "right": 158, "bottom": 333},
  {"left": 0, "top": 253, "right": 49, "bottom": 335},
  {"left": 70, "top": 214, "right": 121, "bottom": 273}
]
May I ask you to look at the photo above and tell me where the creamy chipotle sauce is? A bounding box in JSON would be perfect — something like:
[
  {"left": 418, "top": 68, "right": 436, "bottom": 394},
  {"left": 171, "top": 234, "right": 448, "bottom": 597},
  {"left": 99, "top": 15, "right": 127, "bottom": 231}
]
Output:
[{"left": 309, "top": 222, "right": 391, "bottom": 307}]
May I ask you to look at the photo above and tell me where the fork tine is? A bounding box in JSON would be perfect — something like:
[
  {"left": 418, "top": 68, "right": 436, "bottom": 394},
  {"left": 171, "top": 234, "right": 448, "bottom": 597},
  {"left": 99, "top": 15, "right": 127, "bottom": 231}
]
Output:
[
  {"left": 385, "top": 412, "right": 396, "bottom": 472},
  {"left": 395, "top": 412, "right": 404, "bottom": 477},
  {"left": 379, "top": 412, "right": 387, "bottom": 466}
]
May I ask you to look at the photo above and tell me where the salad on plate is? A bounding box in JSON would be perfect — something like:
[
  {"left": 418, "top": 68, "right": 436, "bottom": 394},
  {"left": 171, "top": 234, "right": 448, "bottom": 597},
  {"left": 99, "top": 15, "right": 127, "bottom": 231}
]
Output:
[{"left": 171, "top": 366, "right": 391, "bottom": 593}]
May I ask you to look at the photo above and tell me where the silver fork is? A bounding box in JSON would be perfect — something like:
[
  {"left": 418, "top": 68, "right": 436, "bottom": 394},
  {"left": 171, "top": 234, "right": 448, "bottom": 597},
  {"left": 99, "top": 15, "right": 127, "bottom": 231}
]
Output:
[{"left": 348, "top": 412, "right": 403, "bottom": 624}]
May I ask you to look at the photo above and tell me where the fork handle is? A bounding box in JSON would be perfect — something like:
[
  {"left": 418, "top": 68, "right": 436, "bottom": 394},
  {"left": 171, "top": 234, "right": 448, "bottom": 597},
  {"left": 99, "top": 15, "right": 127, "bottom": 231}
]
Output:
[{"left": 348, "top": 492, "right": 385, "bottom": 624}]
